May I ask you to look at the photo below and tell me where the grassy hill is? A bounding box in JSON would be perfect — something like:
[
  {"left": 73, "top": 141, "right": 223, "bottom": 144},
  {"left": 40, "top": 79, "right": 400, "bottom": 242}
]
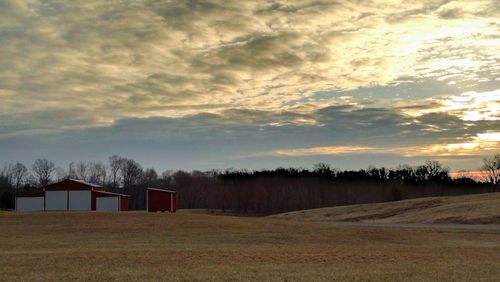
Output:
[{"left": 271, "top": 192, "right": 500, "bottom": 224}]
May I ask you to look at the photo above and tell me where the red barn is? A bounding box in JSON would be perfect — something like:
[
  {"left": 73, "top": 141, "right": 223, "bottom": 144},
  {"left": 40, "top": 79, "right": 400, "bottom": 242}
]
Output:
[
  {"left": 147, "top": 188, "right": 177, "bottom": 212},
  {"left": 15, "top": 178, "right": 130, "bottom": 212}
]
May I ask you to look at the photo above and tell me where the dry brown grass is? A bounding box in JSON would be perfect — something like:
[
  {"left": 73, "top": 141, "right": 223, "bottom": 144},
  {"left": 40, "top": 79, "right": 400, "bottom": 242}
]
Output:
[
  {"left": 0, "top": 210, "right": 499, "bottom": 281},
  {"left": 272, "top": 192, "right": 500, "bottom": 224}
]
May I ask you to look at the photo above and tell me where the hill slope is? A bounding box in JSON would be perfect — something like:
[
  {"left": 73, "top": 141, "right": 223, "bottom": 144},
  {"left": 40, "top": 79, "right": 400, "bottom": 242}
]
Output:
[{"left": 271, "top": 192, "right": 500, "bottom": 224}]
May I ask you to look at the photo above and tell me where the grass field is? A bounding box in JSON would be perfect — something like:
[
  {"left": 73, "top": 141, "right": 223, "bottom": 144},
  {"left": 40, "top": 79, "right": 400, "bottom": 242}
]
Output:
[
  {"left": 1, "top": 207, "right": 499, "bottom": 281},
  {"left": 272, "top": 192, "right": 500, "bottom": 224}
]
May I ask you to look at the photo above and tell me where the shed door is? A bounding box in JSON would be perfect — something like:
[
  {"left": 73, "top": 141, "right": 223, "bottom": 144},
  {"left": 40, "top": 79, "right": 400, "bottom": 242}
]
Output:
[
  {"left": 68, "top": 191, "right": 91, "bottom": 211},
  {"left": 16, "top": 197, "right": 44, "bottom": 211},
  {"left": 96, "top": 197, "right": 119, "bottom": 211},
  {"left": 45, "top": 191, "right": 68, "bottom": 210}
]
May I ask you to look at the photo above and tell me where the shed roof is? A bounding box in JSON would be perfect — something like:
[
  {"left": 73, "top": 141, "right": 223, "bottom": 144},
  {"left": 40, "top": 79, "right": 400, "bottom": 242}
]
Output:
[
  {"left": 67, "top": 178, "right": 104, "bottom": 188},
  {"left": 94, "top": 190, "right": 131, "bottom": 198},
  {"left": 45, "top": 178, "right": 104, "bottom": 189},
  {"left": 147, "top": 187, "right": 177, "bottom": 193}
]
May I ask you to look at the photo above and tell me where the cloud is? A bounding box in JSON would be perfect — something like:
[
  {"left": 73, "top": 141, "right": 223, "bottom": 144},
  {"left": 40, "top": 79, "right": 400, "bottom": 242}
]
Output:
[
  {"left": 0, "top": 0, "right": 498, "bottom": 171},
  {"left": 440, "top": 90, "right": 500, "bottom": 121},
  {"left": 268, "top": 132, "right": 500, "bottom": 158},
  {"left": 400, "top": 89, "right": 500, "bottom": 122},
  {"left": 0, "top": 0, "right": 498, "bottom": 133},
  {"left": 272, "top": 146, "right": 378, "bottom": 157}
]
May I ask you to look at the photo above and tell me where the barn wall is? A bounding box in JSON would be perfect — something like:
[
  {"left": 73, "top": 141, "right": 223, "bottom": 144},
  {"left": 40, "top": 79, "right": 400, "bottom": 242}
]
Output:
[
  {"left": 120, "top": 197, "right": 129, "bottom": 211},
  {"left": 96, "top": 197, "right": 119, "bottom": 211},
  {"left": 45, "top": 191, "right": 68, "bottom": 211},
  {"left": 148, "top": 189, "right": 166, "bottom": 212},
  {"left": 46, "top": 180, "right": 94, "bottom": 191},
  {"left": 16, "top": 197, "right": 44, "bottom": 211},
  {"left": 172, "top": 193, "right": 177, "bottom": 212},
  {"left": 68, "top": 191, "right": 92, "bottom": 211},
  {"left": 147, "top": 189, "right": 176, "bottom": 212},
  {"left": 91, "top": 191, "right": 97, "bottom": 210}
]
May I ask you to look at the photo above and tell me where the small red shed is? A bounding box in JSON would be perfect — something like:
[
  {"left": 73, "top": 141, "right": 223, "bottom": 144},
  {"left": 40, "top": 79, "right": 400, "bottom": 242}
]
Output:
[{"left": 147, "top": 188, "right": 177, "bottom": 212}]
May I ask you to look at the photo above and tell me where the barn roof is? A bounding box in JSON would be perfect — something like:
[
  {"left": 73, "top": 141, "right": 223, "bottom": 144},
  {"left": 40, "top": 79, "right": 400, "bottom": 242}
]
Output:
[
  {"left": 147, "top": 187, "right": 177, "bottom": 193},
  {"left": 94, "top": 190, "right": 131, "bottom": 197},
  {"left": 45, "top": 178, "right": 104, "bottom": 188},
  {"left": 67, "top": 178, "right": 104, "bottom": 188}
]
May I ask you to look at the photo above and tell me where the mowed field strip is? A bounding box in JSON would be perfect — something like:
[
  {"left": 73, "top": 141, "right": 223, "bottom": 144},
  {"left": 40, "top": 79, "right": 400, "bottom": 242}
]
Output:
[{"left": 1, "top": 205, "right": 500, "bottom": 281}]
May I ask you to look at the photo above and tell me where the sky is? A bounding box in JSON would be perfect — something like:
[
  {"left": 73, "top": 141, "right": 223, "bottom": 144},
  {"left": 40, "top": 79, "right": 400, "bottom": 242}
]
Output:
[{"left": 0, "top": 0, "right": 499, "bottom": 172}]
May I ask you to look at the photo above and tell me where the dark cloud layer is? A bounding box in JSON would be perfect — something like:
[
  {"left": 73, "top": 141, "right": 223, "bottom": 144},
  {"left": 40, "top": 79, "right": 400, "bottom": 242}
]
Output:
[{"left": 1, "top": 103, "right": 498, "bottom": 170}]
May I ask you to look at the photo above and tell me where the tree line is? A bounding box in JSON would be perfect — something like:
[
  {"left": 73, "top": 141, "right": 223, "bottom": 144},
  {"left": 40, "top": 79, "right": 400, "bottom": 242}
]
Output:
[{"left": 1, "top": 154, "right": 499, "bottom": 213}]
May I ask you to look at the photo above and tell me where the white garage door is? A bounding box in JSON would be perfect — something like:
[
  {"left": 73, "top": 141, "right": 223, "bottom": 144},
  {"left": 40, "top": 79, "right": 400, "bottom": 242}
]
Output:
[
  {"left": 68, "top": 191, "right": 91, "bottom": 211},
  {"left": 96, "top": 197, "right": 119, "bottom": 211},
  {"left": 45, "top": 191, "right": 68, "bottom": 211},
  {"left": 16, "top": 197, "right": 44, "bottom": 211}
]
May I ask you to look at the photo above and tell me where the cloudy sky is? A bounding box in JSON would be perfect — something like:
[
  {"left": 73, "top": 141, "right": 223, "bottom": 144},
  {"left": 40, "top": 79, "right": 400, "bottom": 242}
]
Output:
[{"left": 0, "top": 0, "right": 499, "bottom": 171}]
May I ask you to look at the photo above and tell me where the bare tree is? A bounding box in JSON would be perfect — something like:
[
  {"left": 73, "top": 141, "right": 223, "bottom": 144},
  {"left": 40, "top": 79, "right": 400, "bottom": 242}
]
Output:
[
  {"left": 482, "top": 154, "right": 500, "bottom": 185},
  {"left": 143, "top": 168, "right": 158, "bottom": 185},
  {"left": 416, "top": 160, "right": 449, "bottom": 181},
  {"left": 68, "top": 162, "right": 77, "bottom": 179},
  {"left": 109, "top": 155, "right": 124, "bottom": 188},
  {"left": 54, "top": 167, "right": 67, "bottom": 181},
  {"left": 32, "top": 159, "right": 55, "bottom": 188},
  {"left": 75, "top": 161, "right": 88, "bottom": 181},
  {"left": 8, "top": 163, "right": 28, "bottom": 190},
  {"left": 121, "top": 159, "right": 143, "bottom": 187},
  {"left": 313, "top": 162, "right": 336, "bottom": 177},
  {"left": 88, "top": 162, "right": 107, "bottom": 185}
]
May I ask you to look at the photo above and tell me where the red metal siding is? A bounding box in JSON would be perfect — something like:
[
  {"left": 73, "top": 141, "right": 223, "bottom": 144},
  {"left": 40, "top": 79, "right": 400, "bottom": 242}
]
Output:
[
  {"left": 172, "top": 193, "right": 177, "bottom": 213},
  {"left": 147, "top": 189, "right": 177, "bottom": 212},
  {"left": 46, "top": 179, "right": 93, "bottom": 191},
  {"left": 91, "top": 191, "right": 97, "bottom": 210},
  {"left": 16, "top": 191, "right": 45, "bottom": 197},
  {"left": 120, "top": 197, "right": 129, "bottom": 211}
]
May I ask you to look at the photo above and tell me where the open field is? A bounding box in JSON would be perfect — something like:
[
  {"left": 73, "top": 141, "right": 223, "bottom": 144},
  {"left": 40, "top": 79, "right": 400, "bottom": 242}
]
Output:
[
  {"left": 1, "top": 210, "right": 499, "bottom": 281},
  {"left": 272, "top": 192, "right": 500, "bottom": 225}
]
